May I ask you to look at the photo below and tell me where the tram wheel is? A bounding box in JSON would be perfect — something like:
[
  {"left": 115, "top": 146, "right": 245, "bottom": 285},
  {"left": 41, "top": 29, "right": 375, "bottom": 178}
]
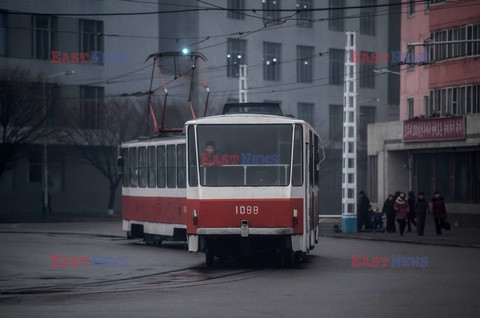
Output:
[{"left": 206, "top": 251, "right": 215, "bottom": 268}]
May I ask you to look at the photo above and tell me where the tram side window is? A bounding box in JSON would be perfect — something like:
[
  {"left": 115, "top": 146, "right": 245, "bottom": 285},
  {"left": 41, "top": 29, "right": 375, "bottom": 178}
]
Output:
[
  {"left": 157, "top": 145, "right": 166, "bottom": 188},
  {"left": 147, "top": 146, "right": 156, "bottom": 188},
  {"left": 129, "top": 147, "right": 138, "bottom": 187},
  {"left": 122, "top": 148, "right": 129, "bottom": 187},
  {"left": 167, "top": 144, "right": 176, "bottom": 188},
  {"left": 188, "top": 126, "right": 198, "bottom": 187},
  {"left": 138, "top": 147, "right": 147, "bottom": 188},
  {"left": 177, "top": 144, "right": 186, "bottom": 188},
  {"left": 293, "top": 124, "right": 303, "bottom": 186}
]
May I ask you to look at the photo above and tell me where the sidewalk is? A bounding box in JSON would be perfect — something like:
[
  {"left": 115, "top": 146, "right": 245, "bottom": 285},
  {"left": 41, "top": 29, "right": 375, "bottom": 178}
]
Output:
[{"left": 318, "top": 217, "right": 480, "bottom": 248}]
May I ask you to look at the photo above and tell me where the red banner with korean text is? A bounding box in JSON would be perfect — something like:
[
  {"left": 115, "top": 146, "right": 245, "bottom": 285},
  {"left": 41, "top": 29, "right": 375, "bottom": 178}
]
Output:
[{"left": 403, "top": 117, "right": 466, "bottom": 142}]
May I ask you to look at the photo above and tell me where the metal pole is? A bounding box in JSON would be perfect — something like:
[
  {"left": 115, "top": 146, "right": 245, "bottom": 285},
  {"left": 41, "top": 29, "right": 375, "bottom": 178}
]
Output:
[
  {"left": 342, "top": 32, "right": 358, "bottom": 233},
  {"left": 43, "top": 78, "right": 49, "bottom": 218}
]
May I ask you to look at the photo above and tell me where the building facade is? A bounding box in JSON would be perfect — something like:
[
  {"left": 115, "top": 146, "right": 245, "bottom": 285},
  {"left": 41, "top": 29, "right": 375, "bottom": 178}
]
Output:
[{"left": 368, "top": 0, "right": 480, "bottom": 225}]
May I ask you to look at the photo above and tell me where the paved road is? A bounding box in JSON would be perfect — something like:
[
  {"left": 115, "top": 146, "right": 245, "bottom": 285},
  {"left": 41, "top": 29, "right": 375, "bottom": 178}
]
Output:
[{"left": 1, "top": 222, "right": 479, "bottom": 317}]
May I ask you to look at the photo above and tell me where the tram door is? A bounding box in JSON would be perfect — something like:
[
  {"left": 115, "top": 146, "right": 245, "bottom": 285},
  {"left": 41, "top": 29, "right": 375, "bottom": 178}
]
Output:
[{"left": 306, "top": 130, "right": 315, "bottom": 249}]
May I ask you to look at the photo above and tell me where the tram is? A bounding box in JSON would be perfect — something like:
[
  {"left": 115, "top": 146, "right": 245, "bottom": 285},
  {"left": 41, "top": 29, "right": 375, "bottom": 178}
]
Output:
[
  {"left": 185, "top": 114, "right": 322, "bottom": 266},
  {"left": 120, "top": 111, "right": 322, "bottom": 266}
]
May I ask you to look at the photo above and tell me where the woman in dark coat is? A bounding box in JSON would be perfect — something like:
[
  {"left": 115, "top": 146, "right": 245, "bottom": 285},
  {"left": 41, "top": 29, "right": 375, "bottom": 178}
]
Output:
[
  {"left": 414, "top": 192, "right": 429, "bottom": 236},
  {"left": 382, "top": 194, "right": 396, "bottom": 233},
  {"left": 394, "top": 192, "right": 409, "bottom": 236},
  {"left": 431, "top": 191, "right": 448, "bottom": 235}
]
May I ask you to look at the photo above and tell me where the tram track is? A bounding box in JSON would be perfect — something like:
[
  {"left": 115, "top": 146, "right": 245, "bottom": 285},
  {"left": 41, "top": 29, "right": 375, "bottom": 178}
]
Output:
[{"left": 0, "top": 230, "right": 264, "bottom": 297}]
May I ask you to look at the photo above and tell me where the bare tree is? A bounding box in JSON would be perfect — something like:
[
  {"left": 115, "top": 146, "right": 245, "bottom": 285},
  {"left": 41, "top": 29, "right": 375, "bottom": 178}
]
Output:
[
  {"left": 66, "top": 98, "right": 143, "bottom": 214},
  {"left": 0, "top": 66, "right": 53, "bottom": 178}
]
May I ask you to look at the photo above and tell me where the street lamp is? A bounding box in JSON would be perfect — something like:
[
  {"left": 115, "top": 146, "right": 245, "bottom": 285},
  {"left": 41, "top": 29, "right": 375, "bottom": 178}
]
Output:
[
  {"left": 373, "top": 68, "right": 401, "bottom": 75},
  {"left": 42, "top": 70, "right": 75, "bottom": 218}
]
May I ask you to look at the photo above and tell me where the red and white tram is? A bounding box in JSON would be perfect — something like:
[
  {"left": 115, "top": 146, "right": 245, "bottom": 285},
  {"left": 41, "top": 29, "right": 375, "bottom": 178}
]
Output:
[
  {"left": 120, "top": 135, "right": 187, "bottom": 245},
  {"left": 120, "top": 113, "right": 322, "bottom": 266},
  {"left": 185, "top": 114, "right": 321, "bottom": 265}
]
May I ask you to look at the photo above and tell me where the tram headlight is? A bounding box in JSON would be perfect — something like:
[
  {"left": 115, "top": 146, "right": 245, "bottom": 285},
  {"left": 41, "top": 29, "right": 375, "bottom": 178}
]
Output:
[
  {"left": 193, "top": 210, "right": 198, "bottom": 226},
  {"left": 292, "top": 209, "right": 298, "bottom": 226}
]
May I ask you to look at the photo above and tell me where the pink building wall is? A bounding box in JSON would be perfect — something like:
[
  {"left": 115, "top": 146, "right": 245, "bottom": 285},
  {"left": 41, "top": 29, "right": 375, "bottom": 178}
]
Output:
[{"left": 399, "top": 1, "right": 430, "bottom": 121}]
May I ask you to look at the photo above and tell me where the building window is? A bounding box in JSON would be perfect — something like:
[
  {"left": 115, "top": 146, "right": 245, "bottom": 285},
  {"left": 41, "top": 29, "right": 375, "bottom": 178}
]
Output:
[
  {"left": 296, "top": 0, "right": 313, "bottom": 28},
  {"left": 424, "top": 1, "right": 430, "bottom": 13},
  {"left": 227, "top": 0, "right": 245, "bottom": 20},
  {"left": 298, "top": 103, "right": 314, "bottom": 127},
  {"left": 227, "top": 38, "right": 246, "bottom": 77},
  {"left": 328, "top": 0, "right": 344, "bottom": 31},
  {"left": 423, "top": 95, "right": 431, "bottom": 117},
  {"left": 360, "top": 0, "right": 376, "bottom": 36},
  {"left": 407, "top": 0, "right": 415, "bottom": 17},
  {"left": 297, "top": 45, "right": 314, "bottom": 83},
  {"left": 33, "top": 15, "right": 56, "bottom": 60},
  {"left": 430, "top": 24, "right": 480, "bottom": 62},
  {"left": 429, "top": 84, "right": 480, "bottom": 116},
  {"left": 263, "top": 42, "right": 281, "bottom": 81},
  {"left": 263, "top": 0, "right": 280, "bottom": 24},
  {"left": 359, "top": 106, "right": 375, "bottom": 143},
  {"left": 80, "top": 86, "right": 104, "bottom": 129},
  {"left": 406, "top": 98, "right": 414, "bottom": 119},
  {"left": 329, "top": 48, "right": 344, "bottom": 85},
  {"left": 359, "top": 53, "right": 375, "bottom": 88},
  {"left": 329, "top": 105, "right": 343, "bottom": 142},
  {"left": 80, "top": 19, "right": 103, "bottom": 61}
]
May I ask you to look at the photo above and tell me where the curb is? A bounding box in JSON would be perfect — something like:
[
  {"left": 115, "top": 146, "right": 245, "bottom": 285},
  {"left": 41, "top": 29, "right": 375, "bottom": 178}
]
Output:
[{"left": 319, "top": 233, "right": 480, "bottom": 249}]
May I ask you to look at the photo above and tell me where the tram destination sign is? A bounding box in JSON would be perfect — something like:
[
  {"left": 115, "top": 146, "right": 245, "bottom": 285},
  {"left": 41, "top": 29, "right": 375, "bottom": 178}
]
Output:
[{"left": 403, "top": 116, "right": 466, "bottom": 142}]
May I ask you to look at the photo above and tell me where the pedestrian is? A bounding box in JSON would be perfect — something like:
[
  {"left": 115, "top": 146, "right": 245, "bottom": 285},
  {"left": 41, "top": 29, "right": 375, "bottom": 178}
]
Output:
[
  {"left": 394, "top": 192, "right": 409, "bottom": 236},
  {"left": 414, "top": 192, "right": 429, "bottom": 236},
  {"left": 382, "top": 194, "right": 396, "bottom": 233},
  {"left": 372, "top": 208, "right": 384, "bottom": 233},
  {"left": 357, "top": 191, "right": 370, "bottom": 231},
  {"left": 407, "top": 191, "right": 417, "bottom": 232},
  {"left": 431, "top": 191, "right": 449, "bottom": 235}
]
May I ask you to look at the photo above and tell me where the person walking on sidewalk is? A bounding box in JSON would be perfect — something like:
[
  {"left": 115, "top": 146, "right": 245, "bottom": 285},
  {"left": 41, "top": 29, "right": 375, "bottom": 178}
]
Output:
[
  {"left": 357, "top": 191, "right": 370, "bottom": 231},
  {"left": 415, "top": 192, "right": 429, "bottom": 236},
  {"left": 394, "top": 192, "right": 409, "bottom": 236},
  {"left": 431, "top": 191, "right": 448, "bottom": 235},
  {"left": 382, "top": 194, "right": 396, "bottom": 233},
  {"left": 407, "top": 191, "right": 417, "bottom": 232}
]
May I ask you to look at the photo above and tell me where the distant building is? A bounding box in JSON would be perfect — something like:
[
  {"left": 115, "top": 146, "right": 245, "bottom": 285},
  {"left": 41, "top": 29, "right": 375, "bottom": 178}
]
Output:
[{"left": 368, "top": 0, "right": 480, "bottom": 225}]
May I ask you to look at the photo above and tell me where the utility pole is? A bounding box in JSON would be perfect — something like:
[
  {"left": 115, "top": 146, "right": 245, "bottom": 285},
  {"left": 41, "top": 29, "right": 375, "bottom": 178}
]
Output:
[
  {"left": 239, "top": 64, "right": 247, "bottom": 103},
  {"left": 342, "top": 32, "right": 358, "bottom": 233}
]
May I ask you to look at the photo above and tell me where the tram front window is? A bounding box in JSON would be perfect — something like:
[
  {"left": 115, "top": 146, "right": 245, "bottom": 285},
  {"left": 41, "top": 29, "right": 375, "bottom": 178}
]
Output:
[{"left": 197, "top": 124, "right": 292, "bottom": 186}]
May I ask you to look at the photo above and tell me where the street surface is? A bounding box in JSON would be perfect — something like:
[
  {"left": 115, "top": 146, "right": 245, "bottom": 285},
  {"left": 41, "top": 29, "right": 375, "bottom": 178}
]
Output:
[{"left": 1, "top": 221, "right": 479, "bottom": 317}]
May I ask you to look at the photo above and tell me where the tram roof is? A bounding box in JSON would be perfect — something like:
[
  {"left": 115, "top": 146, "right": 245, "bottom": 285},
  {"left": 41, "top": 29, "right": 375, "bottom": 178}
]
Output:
[
  {"left": 186, "top": 114, "right": 308, "bottom": 125},
  {"left": 122, "top": 134, "right": 184, "bottom": 146}
]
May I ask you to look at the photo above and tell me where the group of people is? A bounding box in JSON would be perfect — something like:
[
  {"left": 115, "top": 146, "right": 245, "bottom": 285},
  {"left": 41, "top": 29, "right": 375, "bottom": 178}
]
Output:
[{"left": 357, "top": 190, "right": 450, "bottom": 236}]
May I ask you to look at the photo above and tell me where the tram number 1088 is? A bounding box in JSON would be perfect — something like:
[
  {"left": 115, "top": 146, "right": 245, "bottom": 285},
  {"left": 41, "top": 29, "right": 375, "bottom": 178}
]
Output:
[{"left": 235, "top": 205, "right": 259, "bottom": 215}]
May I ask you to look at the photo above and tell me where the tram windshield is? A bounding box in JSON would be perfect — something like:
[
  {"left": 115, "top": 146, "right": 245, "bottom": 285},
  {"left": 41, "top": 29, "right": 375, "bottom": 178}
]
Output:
[{"left": 196, "top": 124, "right": 292, "bottom": 186}]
